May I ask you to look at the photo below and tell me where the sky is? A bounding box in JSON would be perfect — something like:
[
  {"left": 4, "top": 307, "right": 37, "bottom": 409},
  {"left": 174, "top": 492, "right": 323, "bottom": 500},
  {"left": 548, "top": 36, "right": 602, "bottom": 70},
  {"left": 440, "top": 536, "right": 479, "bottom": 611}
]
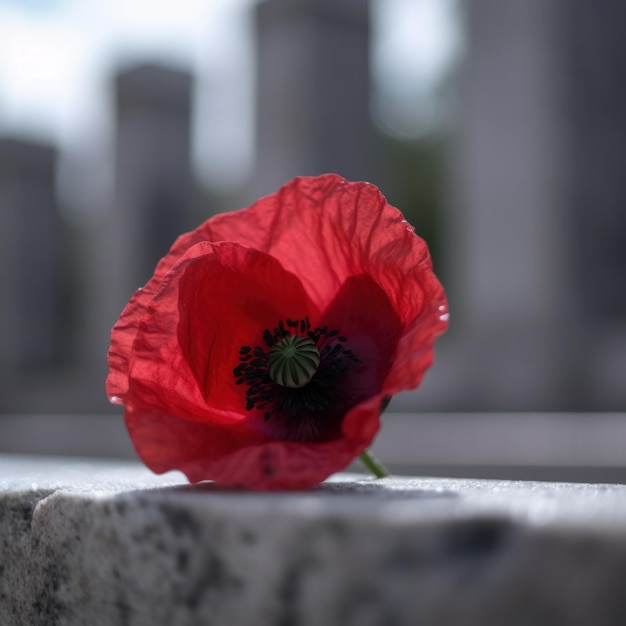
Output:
[{"left": 0, "top": 0, "right": 459, "bottom": 194}]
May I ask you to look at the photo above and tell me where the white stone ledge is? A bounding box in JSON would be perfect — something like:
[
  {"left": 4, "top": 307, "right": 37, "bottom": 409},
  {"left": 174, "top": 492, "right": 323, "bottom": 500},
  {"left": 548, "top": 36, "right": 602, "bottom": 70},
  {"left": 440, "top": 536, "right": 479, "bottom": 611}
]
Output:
[{"left": 2, "top": 455, "right": 626, "bottom": 625}]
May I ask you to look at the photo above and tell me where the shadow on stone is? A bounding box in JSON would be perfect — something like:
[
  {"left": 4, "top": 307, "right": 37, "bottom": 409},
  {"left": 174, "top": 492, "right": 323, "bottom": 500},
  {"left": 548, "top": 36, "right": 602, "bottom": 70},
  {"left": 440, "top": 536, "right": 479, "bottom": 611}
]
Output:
[{"left": 127, "top": 478, "right": 458, "bottom": 501}]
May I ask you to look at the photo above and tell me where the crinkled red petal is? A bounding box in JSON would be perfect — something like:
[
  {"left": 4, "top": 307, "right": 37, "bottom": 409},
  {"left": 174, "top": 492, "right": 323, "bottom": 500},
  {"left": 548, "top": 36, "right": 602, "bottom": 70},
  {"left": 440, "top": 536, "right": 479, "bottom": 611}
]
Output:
[
  {"left": 106, "top": 286, "right": 152, "bottom": 403},
  {"left": 188, "top": 175, "right": 429, "bottom": 311},
  {"left": 125, "top": 241, "right": 317, "bottom": 424},
  {"left": 384, "top": 275, "right": 448, "bottom": 396}
]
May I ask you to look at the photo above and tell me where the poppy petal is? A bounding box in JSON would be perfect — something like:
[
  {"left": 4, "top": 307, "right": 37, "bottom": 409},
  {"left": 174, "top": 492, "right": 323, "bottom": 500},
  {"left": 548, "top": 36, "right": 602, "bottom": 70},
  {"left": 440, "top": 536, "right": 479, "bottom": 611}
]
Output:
[
  {"left": 190, "top": 175, "right": 433, "bottom": 312},
  {"left": 321, "top": 273, "right": 402, "bottom": 399},
  {"left": 381, "top": 259, "right": 448, "bottom": 396},
  {"left": 106, "top": 220, "right": 223, "bottom": 402},
  {"left": 126, "top": 404, "right": 376, "bottom": 490},
  {"left": 125, "top": 241, "right": 317, "bottom": 424}
]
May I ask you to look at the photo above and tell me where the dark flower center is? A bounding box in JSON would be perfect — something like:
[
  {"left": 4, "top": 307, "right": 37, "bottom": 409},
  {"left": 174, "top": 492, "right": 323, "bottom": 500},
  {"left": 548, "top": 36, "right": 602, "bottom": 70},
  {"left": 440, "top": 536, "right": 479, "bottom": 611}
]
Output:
[{"left": 233, "top": 317, "right": 358, "bottom": 436}]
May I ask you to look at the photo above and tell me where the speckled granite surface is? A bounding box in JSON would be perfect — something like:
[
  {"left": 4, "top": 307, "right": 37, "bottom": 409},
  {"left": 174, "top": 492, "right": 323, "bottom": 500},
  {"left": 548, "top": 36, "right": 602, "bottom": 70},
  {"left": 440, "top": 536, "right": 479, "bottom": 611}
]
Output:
[{"left": 2, "top": 455, "right": 626, "bottom": 625}]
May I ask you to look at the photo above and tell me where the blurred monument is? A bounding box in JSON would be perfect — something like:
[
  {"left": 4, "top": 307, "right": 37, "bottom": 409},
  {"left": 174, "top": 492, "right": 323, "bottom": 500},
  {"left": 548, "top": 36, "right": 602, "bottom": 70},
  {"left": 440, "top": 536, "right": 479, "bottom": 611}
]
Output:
[
  {"left": 92, "top": 63, "right": 195, "bottom": 387},
  {"left": 0, "top": 139, "right": 63, "bottom": 381},
  {"left": 399, "top": 0, "right": 626, "bottom": 412},
  {"left": 252, "top": 0, "right": 378, "bottom": 198},
  {"left": 0, "top": 64, "right": 198, "bottom": 413},
  {"left": 562, "top": 0, "right": 626, "bottom": 410},
  {"left": 108, "top": 63, "right": 194, "bottom": 308}
]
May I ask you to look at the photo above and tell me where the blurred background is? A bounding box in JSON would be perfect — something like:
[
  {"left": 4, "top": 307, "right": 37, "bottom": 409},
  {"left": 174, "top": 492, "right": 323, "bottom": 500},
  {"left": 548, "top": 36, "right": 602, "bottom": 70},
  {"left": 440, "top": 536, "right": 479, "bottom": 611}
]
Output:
[{"left": 1, "top": 0, "right": 626, "bottom": 482}]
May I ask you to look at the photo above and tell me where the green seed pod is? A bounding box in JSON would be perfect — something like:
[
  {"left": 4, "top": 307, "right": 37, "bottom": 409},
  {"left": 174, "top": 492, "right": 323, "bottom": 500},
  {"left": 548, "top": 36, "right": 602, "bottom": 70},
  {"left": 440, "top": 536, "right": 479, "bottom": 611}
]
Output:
[{"left": 267, "top": 335, "right": 321, "bottom": 388}]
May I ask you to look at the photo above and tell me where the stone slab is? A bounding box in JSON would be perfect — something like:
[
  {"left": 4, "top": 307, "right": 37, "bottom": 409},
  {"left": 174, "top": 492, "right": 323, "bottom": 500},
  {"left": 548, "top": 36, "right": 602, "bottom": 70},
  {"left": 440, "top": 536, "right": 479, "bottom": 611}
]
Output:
[{"left": 2, "top": 455, "right": 626, "bottom": 625}]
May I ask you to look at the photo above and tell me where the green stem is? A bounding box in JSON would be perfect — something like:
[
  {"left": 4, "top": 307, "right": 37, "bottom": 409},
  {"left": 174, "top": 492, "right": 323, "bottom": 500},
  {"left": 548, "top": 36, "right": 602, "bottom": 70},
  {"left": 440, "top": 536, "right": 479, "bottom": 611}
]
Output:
[{"left": 359, "top": 449, "right": 390, "bottom": 479}]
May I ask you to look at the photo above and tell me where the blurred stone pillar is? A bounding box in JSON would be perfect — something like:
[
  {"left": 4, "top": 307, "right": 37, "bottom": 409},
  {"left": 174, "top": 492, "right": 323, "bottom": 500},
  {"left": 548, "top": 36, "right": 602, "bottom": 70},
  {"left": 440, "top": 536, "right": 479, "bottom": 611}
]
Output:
[
  {"left": 252, "top": 0, "right": 377, "bottom": 197},
  {"left": 562, "top": 0, "right": 626, "bottom": 409},
  {"left": 0, "top": 138, "right": 62, "bottom": 379},
  {"left": 404, "top": 0, "right": 626, "bottom": 412},
  {"left": 111, "top": 63, "right": 194, "bottom": 302},
  {"left": 94, "top": 64, "right": 194, "bottom": 381},
  {"left": 447, "top": 0, "right": 575, "bottom": 410},
  {"left": 396, "top": 0, "right": 579, "bottom": 412}
]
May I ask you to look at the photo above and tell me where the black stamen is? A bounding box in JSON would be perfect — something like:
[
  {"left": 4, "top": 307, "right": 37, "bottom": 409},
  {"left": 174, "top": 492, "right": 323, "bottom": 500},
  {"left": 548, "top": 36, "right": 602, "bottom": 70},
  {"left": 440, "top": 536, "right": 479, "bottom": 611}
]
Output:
[{"left": 232, "top": 317, "right": 359, "bottom": 440}]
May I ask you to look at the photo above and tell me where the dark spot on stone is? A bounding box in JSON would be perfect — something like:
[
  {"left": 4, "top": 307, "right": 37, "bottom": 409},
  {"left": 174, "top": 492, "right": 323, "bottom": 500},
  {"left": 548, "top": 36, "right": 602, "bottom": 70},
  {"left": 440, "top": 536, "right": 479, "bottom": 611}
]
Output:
[
  {"left": 177, "top": 549, "right": 190, "bottom": 573},
  {"left": 296, "top": 518, "right": 349, "bottom": 552},
  {"left": 133, "top": 522, "right": 163, "bottom": 545},
  {"left": 0, "top": 491, "right": 53, "bottom": 537},
  {"left": 240, "top": 529, "right": 257, "bottom": 545},
  {"left": 183, "top": 552, "right": 243, "bottom": 610},
  {"left": 18, "top": 501, "right": 35, "bottom": 524},
  {"left": 160, "top": 505, "right": 201, "bottom": 539},
  {"left": 206, "top": 553, "right": 238, "bottom": 588},
  {"left": 114, "top": 591, "right": 132, "bottom": 626},
  {"left": 337, "top": 585, "right": 396, "bottom": 626},
  {"left": 32, "top": 560, "right": 68, "bottom": 625},
  {"left": 114, "top": 500, "right": 128, "bottom": 516},
  {"left": 274, "top": 520, "right": 350, "bottom": 625},
  {"left": 320, "top": 518, "right": 348, "bottom": 539},
  {"left": 383, "top": 546, "right": 424, "bottom": 573},
  {"left": 276, "top": 556, "right": 316, "bottom": 626},
  {"left": 443, "top": 518, "right": 511, "bottom": 563}
]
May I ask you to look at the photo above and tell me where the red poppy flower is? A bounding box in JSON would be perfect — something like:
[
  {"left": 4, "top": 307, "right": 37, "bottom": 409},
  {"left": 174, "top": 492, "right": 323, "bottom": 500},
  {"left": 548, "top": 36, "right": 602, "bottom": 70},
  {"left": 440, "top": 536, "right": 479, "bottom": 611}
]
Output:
[{"left": 107, "top": 174, "right": 448, "bottom": 490}]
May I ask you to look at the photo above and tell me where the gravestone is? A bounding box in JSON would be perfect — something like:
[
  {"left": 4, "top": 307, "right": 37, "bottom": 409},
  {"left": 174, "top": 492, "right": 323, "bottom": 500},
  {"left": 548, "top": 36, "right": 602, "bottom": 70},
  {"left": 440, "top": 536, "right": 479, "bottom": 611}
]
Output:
[
  {"left": 561, "top": 0, "right": 626, "bottom": 409},
  {"left": 92, "top": 64, "right": 195, "bottom": 384},
  {"left": 401, "top": 0, "right": 626, "bottom": 412},
  {"left": 109, "top": 63, "right": 194, "bottom": 304},
  {"left": 0, "top": 138, "right": 62, "bottom": 377},
  {"left": 252, "top": 0, "right": 376, "bottom": 198},
  {"left": 447, "top": 0, "right": 574, "bottom": 411}
]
